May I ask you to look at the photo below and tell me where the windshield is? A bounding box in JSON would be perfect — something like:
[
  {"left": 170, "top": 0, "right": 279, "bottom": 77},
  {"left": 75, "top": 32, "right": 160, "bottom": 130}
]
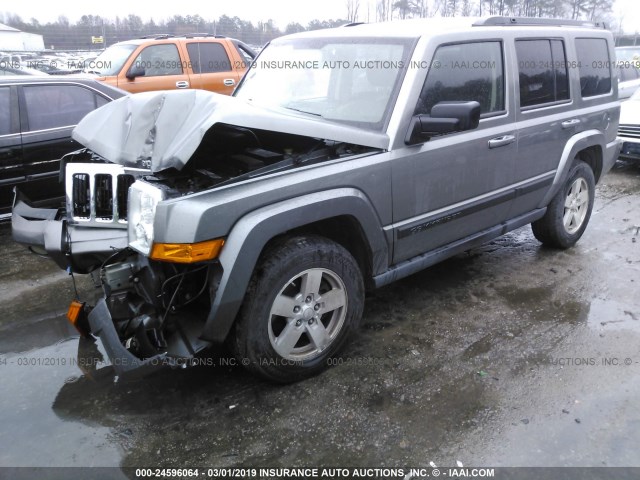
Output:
[
  {"left": 89, "top": 43, "right": 137, "bottom": 75},
  {"left": 616, "top": 47, "right": 640, "bottom": 63},
  {"left": 234, "top": 36, "right": 414, "bottom": 131}
]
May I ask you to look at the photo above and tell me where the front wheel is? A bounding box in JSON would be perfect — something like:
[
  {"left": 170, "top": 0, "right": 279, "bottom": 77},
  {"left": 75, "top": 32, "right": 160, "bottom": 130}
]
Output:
[
  {"left": 232, "top": 235, "right": 364, "bottom": 383},
  {"left": 532, "top": 159, "right": 595, "bottom": 249}
]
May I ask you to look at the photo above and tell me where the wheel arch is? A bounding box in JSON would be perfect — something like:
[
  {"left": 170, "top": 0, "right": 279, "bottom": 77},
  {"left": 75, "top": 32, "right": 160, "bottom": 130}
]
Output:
[
  {"left": 286, "top": 215, "right": 376, "bottom": 289},
  {"left": 200, "top": 188, "right": 389, "bottom": 343},
  {"left": 537, "top": 130, "right": 604, "bottom": 209},
  {"left": 576, "top": 144, "right": 603, "bottom": 183}
]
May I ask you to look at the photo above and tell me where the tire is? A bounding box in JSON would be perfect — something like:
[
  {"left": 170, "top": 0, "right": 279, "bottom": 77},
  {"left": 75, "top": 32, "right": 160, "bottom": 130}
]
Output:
[
  {"left": 531, "top": 159, "right": 595, "bottom": 249},
  {"left": 232, "top": 235, "right": 365, "bottom": 383}
]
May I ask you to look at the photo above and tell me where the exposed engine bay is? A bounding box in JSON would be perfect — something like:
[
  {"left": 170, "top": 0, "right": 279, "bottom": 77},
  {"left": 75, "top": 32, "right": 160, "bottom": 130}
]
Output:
[
  {"left": 66, "top": 122, "right": 377, "bottom": 201},
  {"left": 141, "top": 123, "right": 377, "bottom": 196}
]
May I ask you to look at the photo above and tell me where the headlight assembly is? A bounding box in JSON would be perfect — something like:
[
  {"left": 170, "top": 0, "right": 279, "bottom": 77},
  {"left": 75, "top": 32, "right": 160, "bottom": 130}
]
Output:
[{"left": 127, "top": 181, "right": 165, "bottom": 255}]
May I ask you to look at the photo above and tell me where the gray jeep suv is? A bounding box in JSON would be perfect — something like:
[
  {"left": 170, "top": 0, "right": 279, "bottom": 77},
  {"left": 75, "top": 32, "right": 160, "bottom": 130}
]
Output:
[{"left": 13, "top": 17, "right": 621, "bottom": 382}]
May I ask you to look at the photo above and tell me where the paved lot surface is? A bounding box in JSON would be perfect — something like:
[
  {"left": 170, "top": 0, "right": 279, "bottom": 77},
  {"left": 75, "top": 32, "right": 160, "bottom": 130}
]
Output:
[{"left": 0, "top": 160, "right": 639, "bottom": 474}]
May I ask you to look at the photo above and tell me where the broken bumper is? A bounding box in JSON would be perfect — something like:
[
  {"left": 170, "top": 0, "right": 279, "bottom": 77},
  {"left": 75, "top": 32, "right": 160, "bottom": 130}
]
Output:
[
  {"left": 88, "top": 299, "right": 170, "bottom": 377},
  {"left": 12, "top": 189, "right": 128, "bottom": 274}
]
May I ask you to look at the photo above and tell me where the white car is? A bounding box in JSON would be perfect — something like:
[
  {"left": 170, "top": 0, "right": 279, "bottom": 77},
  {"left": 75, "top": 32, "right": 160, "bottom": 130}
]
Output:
[
  {"left": 615, "top": 46, "right": 640, "bottom": 99},
  {"left": 618, "top": 88, "right": 640, "bottom": 160}
]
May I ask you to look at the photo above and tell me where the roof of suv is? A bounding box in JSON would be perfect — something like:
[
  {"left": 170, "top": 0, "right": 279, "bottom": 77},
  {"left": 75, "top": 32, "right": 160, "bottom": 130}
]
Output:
[
  {"left": 114, "top": 35, "right": 241, "bottom": 47},
  {"left": 284, "top": 16, "right": 607, "bottom": 40}
]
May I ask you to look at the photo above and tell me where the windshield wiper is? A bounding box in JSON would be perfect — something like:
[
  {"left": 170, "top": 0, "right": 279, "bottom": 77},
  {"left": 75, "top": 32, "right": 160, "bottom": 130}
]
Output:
[{"left": 284, "top": 106, "right": 323, "bottom": 117}]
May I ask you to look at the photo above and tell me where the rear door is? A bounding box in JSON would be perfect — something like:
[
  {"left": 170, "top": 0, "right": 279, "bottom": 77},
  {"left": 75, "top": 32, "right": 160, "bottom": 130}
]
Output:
[
  {"left": 186, "top": 41, "right": 241, "bottom": 94},
  {"left": 0, "top": 85, "right": 22, "bottom": 216},
  {"left": 510, "top": 37, "right": 586, "bottom": 217}
]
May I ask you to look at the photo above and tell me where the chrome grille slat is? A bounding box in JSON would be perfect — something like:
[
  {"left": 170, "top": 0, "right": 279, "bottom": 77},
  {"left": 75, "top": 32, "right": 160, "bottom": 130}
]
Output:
[
  {"left": 94, "top": 173, "right": 114, "bottom": 220},
  {"left": 71, "top": 173, "right": 91, "bottom": 218}
]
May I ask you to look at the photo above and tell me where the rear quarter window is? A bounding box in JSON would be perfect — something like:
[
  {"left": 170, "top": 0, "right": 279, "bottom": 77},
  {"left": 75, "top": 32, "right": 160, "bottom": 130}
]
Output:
[{"left": 575, "top": 38, "right": 612, "bottom": 97}]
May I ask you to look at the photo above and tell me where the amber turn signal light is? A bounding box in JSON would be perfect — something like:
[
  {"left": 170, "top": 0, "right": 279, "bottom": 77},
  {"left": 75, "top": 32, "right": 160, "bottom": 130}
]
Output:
[
  {"left": 67, "top": 300, "right": 91, "bottom": 337},
  {"left": 150, "top": 238, "right": 225, "bottom": 263},
  {"left": 67, "top": 300, "right": 84, "bottom": 324}
]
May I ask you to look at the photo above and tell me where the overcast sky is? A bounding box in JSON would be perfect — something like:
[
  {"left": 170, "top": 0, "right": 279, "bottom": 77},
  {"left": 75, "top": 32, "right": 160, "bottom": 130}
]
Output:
[
  {"left": 1, "top": 0, "right": 358, "bottom": 29},
  {"left": 2, "top": 0, "right": 639, "bottom": 32}
]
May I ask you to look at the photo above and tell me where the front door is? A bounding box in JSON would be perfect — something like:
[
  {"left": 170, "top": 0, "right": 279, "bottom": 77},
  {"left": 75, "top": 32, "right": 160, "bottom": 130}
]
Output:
[
  {"left": 391, "top": 41, "right": 517, "bottom": 264},
  {"left": 121, "top": 43, "right": 191, "bottom": 93}
]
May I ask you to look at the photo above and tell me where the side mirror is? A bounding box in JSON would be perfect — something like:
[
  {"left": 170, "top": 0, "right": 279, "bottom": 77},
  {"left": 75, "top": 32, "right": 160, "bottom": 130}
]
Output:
[
  {"left": 405, "top": 101, "right": 481, "bottom": 145},
  {"left": 126, "top": 64, "right": 145, "bottom": 80}
]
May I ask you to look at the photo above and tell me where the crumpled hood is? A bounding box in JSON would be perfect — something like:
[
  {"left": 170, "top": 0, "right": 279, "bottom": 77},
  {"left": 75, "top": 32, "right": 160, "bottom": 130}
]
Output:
[{"left": 73, "top": 89, "right": 389, "bottom": 172}]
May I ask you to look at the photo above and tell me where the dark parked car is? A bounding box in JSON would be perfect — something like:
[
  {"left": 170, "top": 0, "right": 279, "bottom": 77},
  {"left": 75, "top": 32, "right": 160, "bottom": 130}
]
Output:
[{"left": 0, "top": 77, "right": 126, "bottom": 219}]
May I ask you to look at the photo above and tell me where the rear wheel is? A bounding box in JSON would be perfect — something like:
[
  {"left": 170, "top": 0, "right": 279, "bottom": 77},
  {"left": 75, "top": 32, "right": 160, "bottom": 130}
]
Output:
[
  {"left": 233, "top": 235, "right": 364, "bottom": 383},
  {"left": 531, "top": 159, "right": 595, "bottom": 249}
]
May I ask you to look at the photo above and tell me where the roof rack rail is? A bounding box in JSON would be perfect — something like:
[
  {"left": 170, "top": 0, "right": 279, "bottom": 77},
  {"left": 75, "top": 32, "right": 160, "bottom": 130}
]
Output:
[
  {"left": 182, "top": 32, "right": 226, "bottom": 38},
  {"left": 473, "top": 17, "right": 606, "bottom": 29},
  {"left": 139, "top": 34, "right": 175, "bottom": 39},
  {"left": 342, "top": 22, "right": 366, "bottom": 27}
]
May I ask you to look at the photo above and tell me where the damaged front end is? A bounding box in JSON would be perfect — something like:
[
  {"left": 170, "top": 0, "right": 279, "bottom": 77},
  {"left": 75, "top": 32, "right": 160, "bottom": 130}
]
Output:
[
  {"left": 12, "top": 148, "right": 144, "bottom": 274},
  {"left": 13, "top": 89, "right": 384, "bottom": 377},
  {"left": 11, "top": 145, "right": 228, "bottom": 376},
  {"left": 86, "top": 251, "right": 222, "bottom": 376}
]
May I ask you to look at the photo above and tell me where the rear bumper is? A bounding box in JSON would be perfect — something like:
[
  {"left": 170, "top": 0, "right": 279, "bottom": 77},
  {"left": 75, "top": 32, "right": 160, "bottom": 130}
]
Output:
[{"left": 12, "top": 188, "right": 128, "bottom": 273}]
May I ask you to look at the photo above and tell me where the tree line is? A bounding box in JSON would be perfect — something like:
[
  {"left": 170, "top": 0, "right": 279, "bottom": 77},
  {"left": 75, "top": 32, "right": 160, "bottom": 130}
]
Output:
[
  {"left": 0, "top": 13, "right": 333, "bottom": 50},
  {"left": 372, "top": 0, "right": 614, "bottom": 21},
  {"left": 0, "top": 0, "right": 617, "bottom": 51}
]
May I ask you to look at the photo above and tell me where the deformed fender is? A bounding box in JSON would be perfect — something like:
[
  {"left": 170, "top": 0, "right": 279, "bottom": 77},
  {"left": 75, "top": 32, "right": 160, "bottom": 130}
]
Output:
[
  {"left": 200, "top": 188, "right": 389, "bottom": 343},
  {"left": 537, "top": 130, "right": 605, "bottom": 208}
]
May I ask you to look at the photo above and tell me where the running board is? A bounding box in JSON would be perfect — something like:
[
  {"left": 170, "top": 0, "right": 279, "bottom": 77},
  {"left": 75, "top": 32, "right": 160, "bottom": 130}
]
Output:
[{"left": 374, "top": 208, "right": 546, "bottom": 288}]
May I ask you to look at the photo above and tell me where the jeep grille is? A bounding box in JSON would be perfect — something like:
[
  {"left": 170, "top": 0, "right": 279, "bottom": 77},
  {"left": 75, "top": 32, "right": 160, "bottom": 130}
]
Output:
[{"left": 66, "top": 163, "right": 141, "bottom": 228}]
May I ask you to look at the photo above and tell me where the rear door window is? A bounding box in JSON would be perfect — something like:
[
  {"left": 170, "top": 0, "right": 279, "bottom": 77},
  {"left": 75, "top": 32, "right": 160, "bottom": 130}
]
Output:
[
  {"left": 23, "top": 85, "right": 99, "bottom": 131},
  {"left": 516, "top": 39, "right": 569, "bottom": 108},
  {"left": 187, "top": 43, "right": 232, "bottom": 73}
]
